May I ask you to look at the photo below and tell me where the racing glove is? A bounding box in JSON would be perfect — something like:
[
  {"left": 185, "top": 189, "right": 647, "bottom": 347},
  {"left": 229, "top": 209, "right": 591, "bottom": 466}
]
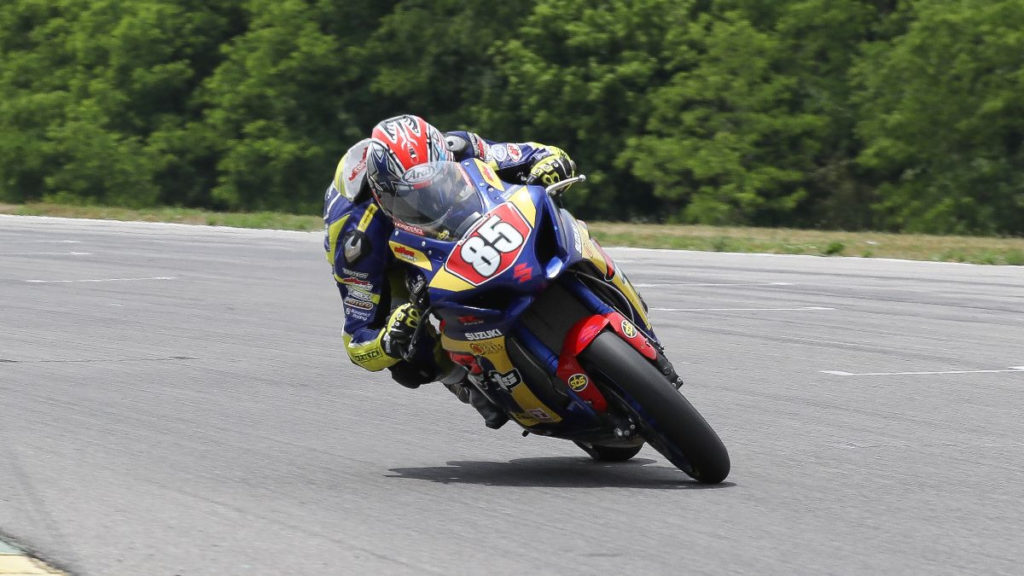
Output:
[
  {"left": 381, "top": 303, "right": 421, "bottom": 360},
  {"left": 526, "top": 150, "right": 577, "bottom": 188}
]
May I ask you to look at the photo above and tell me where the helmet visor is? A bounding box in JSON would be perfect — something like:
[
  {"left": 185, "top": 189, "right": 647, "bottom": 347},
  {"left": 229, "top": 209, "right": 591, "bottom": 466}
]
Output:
[{"left": 383, "top": 161, "right": 483, "bottom": 240}]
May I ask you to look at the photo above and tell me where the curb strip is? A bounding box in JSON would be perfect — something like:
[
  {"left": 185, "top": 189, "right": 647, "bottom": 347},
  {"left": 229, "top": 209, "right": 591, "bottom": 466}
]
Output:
[{"left": 0, "top": 540, "right": 66, "bottom": 575}]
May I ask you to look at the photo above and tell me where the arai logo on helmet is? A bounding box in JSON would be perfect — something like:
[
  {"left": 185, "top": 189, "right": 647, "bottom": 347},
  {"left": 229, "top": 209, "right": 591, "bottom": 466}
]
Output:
[{"left": 405, "top": 164, "right": 434, "bottom": 180}]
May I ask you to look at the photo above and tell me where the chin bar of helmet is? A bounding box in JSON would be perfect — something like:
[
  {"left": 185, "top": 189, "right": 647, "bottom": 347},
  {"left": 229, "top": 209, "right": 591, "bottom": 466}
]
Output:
[{"left": 545, "top": 174, "right": 587, "bottom": 198}]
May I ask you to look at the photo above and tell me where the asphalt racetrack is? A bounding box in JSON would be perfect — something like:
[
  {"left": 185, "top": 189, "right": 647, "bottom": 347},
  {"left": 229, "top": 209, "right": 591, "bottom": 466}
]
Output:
[{"left": 2, "top": 215, "right": 1022, "bottom": 576}]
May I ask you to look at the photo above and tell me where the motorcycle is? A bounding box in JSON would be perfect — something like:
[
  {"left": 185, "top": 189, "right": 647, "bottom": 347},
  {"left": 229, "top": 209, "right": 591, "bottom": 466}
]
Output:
[{"left": 385, "top": 159, "right": 730, "bottom": 483}]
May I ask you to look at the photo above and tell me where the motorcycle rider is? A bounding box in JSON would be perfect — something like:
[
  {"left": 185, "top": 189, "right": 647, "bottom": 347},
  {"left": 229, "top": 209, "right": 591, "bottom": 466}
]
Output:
[{"left": 323, "top": 114, "right": 577, "bottom": 429}]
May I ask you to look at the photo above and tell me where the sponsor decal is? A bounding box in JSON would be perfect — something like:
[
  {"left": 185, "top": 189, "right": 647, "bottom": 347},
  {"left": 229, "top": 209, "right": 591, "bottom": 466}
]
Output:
[
  {"left": 345, "top": 307, "right": 371, "bottom": 321},
  {"left": 513, "top": 262, "right": 532, "bottom": 283},
  {"left": 526, "top": 408, "right": 555, "bottom": 422},
  {"left": 470, "top": 133, "right": 487, "bottom": 158},
  {"left": 393, "top": 220, "right": 426, "bottom": 236},
  {"left": 490, "top": 369, "right": 523, "bottom": 390},
  {"left": 343, "top": 297, "right": 374, "bottom": 311},
  {"left": 393, "top": 244, "right": 417, "bottom": 260},
  {"left": 478, "top": 161, "right": 504, "bottom": 190},
  {"left": 340, "top": 277, "right": 373, "bottom": 290},
  {"left": 352, "top": 348, "right": 382, "bottom": 363},
  {"left": 404, "top": 163, "right": 434, "bottom": 181},
  {"left": 357, "top": 203, "right": 378, "bottom": 232},
  {"left": 341, "top": 268, "right": 369, "bottom": 279},
  {"left": 458, "top": 314, "right": 484, "bottom": 325},
  {"left": 445, "top": 203, "right": 531, "bottom": 286},
  {"left": 348, "top": 146, "right": 368, "bottom": 182},
  {"left": 571, "top": 222, "right": 583, "bottom": 254},
  {"left": 388, "top": 241, "right": 432, "bottom": 271},
  {"left": 568, "top": 373, "right": 589, "bottom": 392},
  {"left": 470, "top": 341, "right": 504, "bottom": 355},
  {"left": 466, "top": 328, "right": 502, "bottom": 341},
  {"left": 507, "top": 144, "right": 522, "bottom": 162},
  {"left": 621, "top": 320, "right": 637, "bottom": 339},
  {"left": 488, "top": 143, "right": 508, "bottom": 162},
  {"left": 345, "top": 289, "right": 374, "bottom": 302}
]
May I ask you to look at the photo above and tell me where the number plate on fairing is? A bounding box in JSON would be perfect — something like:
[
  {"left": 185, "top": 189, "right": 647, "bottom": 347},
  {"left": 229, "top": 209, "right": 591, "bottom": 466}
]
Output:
[{"left": 444, "top": 202, "right": 532, "bottom": 286}]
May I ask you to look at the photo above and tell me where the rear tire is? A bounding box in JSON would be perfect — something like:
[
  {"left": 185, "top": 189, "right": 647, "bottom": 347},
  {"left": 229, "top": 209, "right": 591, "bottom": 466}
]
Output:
[
  {"left": 579, "top": 332, "right": 730, "bottom": 483},
  {"left": 574, "top": 441, "right": 644, "bottom": 462}
]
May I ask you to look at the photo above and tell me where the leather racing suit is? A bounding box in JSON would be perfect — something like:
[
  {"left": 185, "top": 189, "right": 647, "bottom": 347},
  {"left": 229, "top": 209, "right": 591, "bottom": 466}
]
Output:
[{"left": 323, "top": 131, "right": 575, "bottom": 387}]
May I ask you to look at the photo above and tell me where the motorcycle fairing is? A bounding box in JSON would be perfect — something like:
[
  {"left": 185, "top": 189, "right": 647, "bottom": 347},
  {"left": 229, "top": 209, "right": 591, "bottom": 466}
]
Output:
[
  {"left": 383, "top": 159, "right": 658, "bottom": 433},
  {"left": 570, "top": 217, "right": 652, "bottom": 331},
  {"left": 441, "top": 332, "right": 562, "bottom": 426},
  {"left": 388, "top": 240, "right": 432, "bottom": 271}
]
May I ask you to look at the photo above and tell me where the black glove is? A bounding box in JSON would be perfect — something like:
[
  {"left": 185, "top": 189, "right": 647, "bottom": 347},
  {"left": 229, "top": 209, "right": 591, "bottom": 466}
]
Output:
[
  {"left": 526, "top": 153, "right": 577, "bottom": 188},
  {"left": 381, "top": 303, "right": 421, "bottom": 360}
]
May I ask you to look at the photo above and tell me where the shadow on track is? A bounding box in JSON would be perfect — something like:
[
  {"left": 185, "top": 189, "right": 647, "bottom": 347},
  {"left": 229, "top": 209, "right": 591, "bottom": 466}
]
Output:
[{"left": 386, "top": 457, "right": 735, "bottom": 489}]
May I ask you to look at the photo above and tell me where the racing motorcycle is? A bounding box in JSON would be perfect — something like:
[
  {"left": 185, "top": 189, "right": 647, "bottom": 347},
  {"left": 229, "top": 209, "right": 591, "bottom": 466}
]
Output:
[{"left": 386, "top": 159, "right": 730, "bottom": 483}]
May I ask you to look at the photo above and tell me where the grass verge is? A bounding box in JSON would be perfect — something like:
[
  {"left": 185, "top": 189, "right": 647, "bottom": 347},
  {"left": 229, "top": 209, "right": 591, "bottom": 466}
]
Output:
[{"left": 3, "top": 202, "right": 1022, "bottom": 266}]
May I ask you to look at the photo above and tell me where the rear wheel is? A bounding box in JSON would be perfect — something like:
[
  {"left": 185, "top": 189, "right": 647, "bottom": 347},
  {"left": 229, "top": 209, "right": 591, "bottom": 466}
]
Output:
[
  {"left": 574, "top": 441, "right": 644, "bottom": 462},
  {"left": 579, "top": 332, "right": 730, "bottom": 483}
]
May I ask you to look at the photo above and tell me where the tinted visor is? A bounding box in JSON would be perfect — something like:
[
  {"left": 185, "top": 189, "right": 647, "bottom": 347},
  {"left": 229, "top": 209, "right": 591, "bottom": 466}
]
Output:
[{"left": 382, "top": 162, "right": 484, "bottom": 239}]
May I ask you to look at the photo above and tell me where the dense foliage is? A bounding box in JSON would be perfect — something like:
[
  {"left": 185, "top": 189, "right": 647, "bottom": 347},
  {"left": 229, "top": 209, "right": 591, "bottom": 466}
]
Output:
[{"left": 1, "top": 0, "right": 1022, "bottom": 234}]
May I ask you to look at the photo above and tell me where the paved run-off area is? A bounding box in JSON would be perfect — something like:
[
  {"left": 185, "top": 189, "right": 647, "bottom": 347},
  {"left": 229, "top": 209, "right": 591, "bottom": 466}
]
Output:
[{"left": 1, "top": 215, "right": 1023, "bottom": 575}]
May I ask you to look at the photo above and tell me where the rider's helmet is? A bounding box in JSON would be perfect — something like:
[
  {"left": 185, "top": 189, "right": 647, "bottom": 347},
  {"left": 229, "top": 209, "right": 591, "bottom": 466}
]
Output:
[
  {"left": 333, "top": 138, "right": 373, "bottom": 202},
  {"left": 365, "top": 114, "right": 454, "bottom": 217},
  {"left": 387, "top": 161, "right": 479, "bottom": 235}
]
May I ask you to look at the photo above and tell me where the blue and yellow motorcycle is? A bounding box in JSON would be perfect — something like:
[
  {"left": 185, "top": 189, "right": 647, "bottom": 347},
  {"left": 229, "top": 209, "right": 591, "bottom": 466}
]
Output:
[{"left": 386, "top": 159, "right": 730, "bottom": 483}]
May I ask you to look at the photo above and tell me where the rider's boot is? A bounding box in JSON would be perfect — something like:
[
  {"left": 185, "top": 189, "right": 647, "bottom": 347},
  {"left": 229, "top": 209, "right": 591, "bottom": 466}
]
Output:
[
  {"left": 467, "top": 386, "right": 509, "bottom": 430},
  {"left": 442, "top": 373, "right": 508, "bottom": 429}
]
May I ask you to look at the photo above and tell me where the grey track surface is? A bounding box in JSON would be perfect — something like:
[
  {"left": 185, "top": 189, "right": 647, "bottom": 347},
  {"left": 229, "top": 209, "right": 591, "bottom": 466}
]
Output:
[{"left": 1, "top": 215, "right": 1022, "bottom": 576}]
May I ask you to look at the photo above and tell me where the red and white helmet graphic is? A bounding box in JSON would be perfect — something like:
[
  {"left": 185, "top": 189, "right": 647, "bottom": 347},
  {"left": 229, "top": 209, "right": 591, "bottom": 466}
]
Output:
[{"left": 366, "top": 114, "right": 453, "bottom": 213}]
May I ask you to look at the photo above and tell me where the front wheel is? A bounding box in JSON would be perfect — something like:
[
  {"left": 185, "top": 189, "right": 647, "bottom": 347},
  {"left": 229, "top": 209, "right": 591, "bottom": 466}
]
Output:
[{"left": 579, "top": 332, "right": 730, "bottom": 483}]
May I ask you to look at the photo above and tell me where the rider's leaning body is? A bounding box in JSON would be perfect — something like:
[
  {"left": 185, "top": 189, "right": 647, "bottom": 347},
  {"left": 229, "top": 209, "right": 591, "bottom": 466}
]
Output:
[{"left": 323, "top": 114, "right": 576, "bottom": 426}]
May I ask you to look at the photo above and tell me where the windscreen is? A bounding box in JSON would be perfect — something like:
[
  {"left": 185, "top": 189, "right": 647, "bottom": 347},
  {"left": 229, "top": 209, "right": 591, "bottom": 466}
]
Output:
[{"left": 381, "top": 161, "right": 485, "bottom": 240}]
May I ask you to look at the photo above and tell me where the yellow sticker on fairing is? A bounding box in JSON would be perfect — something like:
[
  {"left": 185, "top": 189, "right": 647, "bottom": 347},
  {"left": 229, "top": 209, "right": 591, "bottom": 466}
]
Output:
[
  {"left": 507, "top": 187, "right": 537, "bottom": 226},
  {"left": 430, "top": 267, "right": 475, "bottom": 292},
  {"left": 474, "top": 158, "right": 504, "bottom": 191},
  {"left": 579, "top": 226, "right": 651, "bottom": 329},
  {"left": 388, "top": 241, "right": 433, "bottom": 271}
]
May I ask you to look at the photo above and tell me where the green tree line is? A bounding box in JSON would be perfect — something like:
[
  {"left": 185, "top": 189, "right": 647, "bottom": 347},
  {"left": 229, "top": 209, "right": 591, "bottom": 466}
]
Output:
[{"left": 2, "top": 0, "right": 1022, "bottom": 235}]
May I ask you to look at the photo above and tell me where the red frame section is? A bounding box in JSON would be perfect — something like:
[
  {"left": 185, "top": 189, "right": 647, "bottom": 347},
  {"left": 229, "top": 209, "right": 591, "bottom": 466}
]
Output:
[
  {"left": 555, "top": 311, "right": 658, "bottom": 413},
  {"left": 449, "top": 352, "right": 483, "bottom": 375}
]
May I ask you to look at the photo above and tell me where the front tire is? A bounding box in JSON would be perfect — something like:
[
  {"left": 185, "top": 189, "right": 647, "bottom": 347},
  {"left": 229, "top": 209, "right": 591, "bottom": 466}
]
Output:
[{"left": 579, "top": 332, "right": 730, "bottom": 483}]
